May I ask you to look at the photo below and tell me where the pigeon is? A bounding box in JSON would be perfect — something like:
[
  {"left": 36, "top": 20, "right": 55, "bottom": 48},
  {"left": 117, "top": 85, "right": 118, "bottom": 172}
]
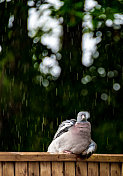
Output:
[{"left": 47, "top": 111, "right": 97, "bottom": 156}]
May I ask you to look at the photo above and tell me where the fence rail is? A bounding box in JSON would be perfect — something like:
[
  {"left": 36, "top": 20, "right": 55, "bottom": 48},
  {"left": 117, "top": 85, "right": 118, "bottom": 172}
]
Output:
[{"left": 0, "top": 152, "right": 122, "bottom": 176}]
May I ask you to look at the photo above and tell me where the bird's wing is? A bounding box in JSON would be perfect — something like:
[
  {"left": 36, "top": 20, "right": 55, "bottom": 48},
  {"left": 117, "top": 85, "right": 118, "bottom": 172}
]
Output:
[{"left": 53, "top": 119, "right": 76, "bottom": 140}]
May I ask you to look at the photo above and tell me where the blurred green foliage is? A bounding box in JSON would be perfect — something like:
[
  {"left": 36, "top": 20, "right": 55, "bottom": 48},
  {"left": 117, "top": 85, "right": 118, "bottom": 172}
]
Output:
[{"left": 0, "top": 0, "right": 123, "bottom": 153}]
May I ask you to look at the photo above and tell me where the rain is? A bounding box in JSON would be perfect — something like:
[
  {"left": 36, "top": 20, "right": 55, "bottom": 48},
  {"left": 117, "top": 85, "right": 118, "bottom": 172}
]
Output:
[{"left": 0, "top": 0, "right": 122, "bottom": 154}]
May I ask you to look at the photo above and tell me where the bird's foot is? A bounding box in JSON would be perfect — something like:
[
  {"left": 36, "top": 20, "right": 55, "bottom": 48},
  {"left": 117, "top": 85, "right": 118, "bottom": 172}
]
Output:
[{"left": 63, "top": 150, "right": 73, "bottom": 154}]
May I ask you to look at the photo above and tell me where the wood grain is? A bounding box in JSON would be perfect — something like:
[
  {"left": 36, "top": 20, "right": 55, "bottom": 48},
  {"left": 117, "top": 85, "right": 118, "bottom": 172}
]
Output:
[
  {"left": 100, "top": 162, "right": 110, "bottom": 176},
  {"left": 52, "top": 162, "right": 63, "bottom": 176},
  {"left": 76, "top": 162, "right": 87, "bottom": 176},
  {"left": 0, "top": 153, "right": 123, "bottom": 162},
  {"left": 0, "top": 162, "right": 2, "bottom": 176},
  {"left": 28, "top": 162, "right": 39, "bottom": 176},
  {"left": 15, "top": 162, "right": 27, "bottom": 176},
  {"left": 65, "top": 162, "right": 75, "bottom": 176},
  {"left": 3, "top": 162, "right": 14, "bottom": 176},
  {"left": 88, "top": 162, "right": 98, "bottom": 176},
  {"left": 111, "top": 163, "right": 121, "bottom": 176},
  {"left": 40, "top": 162, "right": 51, "bottom": 176}
]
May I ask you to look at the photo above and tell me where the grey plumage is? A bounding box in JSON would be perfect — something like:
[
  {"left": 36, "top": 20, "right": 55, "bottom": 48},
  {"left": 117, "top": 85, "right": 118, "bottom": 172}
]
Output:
[{"left": 48, "top": 111, "right": 97, "bottom": 156}]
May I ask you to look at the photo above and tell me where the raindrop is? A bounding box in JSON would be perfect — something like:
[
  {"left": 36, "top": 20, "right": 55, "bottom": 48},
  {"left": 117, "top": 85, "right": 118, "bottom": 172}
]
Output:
[
  {"left": 2, "top": 109, "right": 4, "bottom": 116},
  {"left": 97, "top": 67, "right": 105, "bottom": 75},
  {"left": 113, "top": 83, "right": 120, "bottom": 91},
  {"left": 8, "top": 15, "right": 14, "bottom": 28},
  {"left": 101, "top": 93, "right": 108, "bottom": 101},
  {"left": 42, "top": 123, "right": 43, "bottom": 132},
  {"left": 56, "top": 53, "right": 62, "bottom": 60},
  {"left": 77, "top": 73, "right": 78, "bottom": 80},
  {"left": 81, "top": 75, "right": 91, "bottom": 84},
  {"left": 85, "top": 75, "right": 92, "bottom": 82},
  {"left": 71, "top": 38, "right": 73, "bottom": 45},
  {"left": 81, "top": 78, "right": 86, "bottom": 84},
  {"left": 20, "top": 136, "right": 21, "bottom": 143},
  {"left": 34, "top": 62, "right": 38, "bottom": 69},
  {"left": 56, "top": 88, "right": 58, "bottom": 96},
  {"left": 96, "top": 4, "right": 101, "bottom": 10},
  {"left": 70, "top": 52, "right": 72, "bottom": 60},
  {"left": 42, "top": 79, "right": 49, "bottom": 87},
  {"left": 57, "top": 117, "right": 59, "bottom": 126},
  {"left": 96, "top": 31, "right": 102, "bottom": 37},
  {"left": 26, "top": 100, "right": 28, "bottom": 107},
  {"left": 32, "top": 54, "right": 37, "bottom": 61},
  {"left": 93, "top": 51, "right": 99, "bottom": 58},
  {"left": 107, "top": 71, "right": 114, "bottom": 78},
  {"left": 70, "top": 66, "right": 71, "bottom": 72},
  {"left": 113, "top": 70, "right": 118, "bottom": 77},
  {"left": 18, "top": 130, "right": 20, "bottom": 138},
  {"left": 0, "top": 45, "right": 2, "bottom": 52}
]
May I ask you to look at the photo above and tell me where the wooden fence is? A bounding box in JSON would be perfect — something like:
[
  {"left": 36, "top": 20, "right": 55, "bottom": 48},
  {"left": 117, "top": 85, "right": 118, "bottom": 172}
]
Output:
[{"left": 0, "top": 152, "right": 122, "bottom": 176}]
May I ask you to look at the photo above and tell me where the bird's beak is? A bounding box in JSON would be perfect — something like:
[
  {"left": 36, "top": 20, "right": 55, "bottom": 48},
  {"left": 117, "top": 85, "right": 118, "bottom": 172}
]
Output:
[{"left": 82, "top": 114, "right": 86, "bottom": 121}]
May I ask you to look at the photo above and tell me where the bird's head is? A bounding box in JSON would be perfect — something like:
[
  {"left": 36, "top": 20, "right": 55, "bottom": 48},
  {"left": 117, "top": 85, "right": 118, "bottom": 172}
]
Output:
[{"left": 77, "top": 111, "right": 90, "bottom": 122}]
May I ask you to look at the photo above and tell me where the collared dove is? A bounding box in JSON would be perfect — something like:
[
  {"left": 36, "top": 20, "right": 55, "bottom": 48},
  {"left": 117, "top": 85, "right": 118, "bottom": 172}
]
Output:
[{"left": 47, "top": 111, "right": 97, "bottom": 156}]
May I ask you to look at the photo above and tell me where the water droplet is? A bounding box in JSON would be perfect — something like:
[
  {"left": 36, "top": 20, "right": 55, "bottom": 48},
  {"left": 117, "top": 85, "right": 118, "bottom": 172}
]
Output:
[
  {"left": 0, "top": 45, "right": 2, "bottom": 52},
  {"left": 113, "top": 83, "right": 120, "bottom": 91},
  {"left": 56, "top": 88, "right": 58, "bottom": 96},
  {"left": 98, "top": 67, "right": 106, "bottom": 77},
  {"left": 101, "top": 93, "right": 108, "bottom": 101},
  {"left": 107, "top": 71, "right": 114, "bottom": 78},
  {"left": 98, "top": 67, "right": 105, "bottom": 74},
  {"left": 81, "top": 75, "right": 92, "bottom": 84},
  {"left": 93, "top": 51, "right": 99, "bottom": 58},
  {"left": 96, "top": 31, "right": 102, "bottom": 37},
  {"left": 42, "top": 79, "right": 49, "bottom": 87}
]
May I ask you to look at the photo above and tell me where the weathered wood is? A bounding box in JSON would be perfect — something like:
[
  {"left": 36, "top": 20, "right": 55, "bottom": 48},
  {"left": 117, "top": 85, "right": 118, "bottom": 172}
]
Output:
[
  {"left": 76, "top": 162, "right": 87, "bottom": 176},
  {"left": 0, "top": 153, "right": 122, "bottom": 176},
  {"left": 28, "top": 162, "right": 39, "bottom": 176},
  {"left": 100, "top": 162, "right": 110, "bottom": 176},
  {"left": 0, "top": 153, "right": 123, "bottom": 162},
  {"left": 40, "top": 162, "right": 51, "bottom": 176},
  {"left": 65, "top": 162, "right": 75, "bottom": 176},
  {"left": 15, "top": 162, "right": 27, "bottom": 176},
  {"left": 121, "top": 163, "right": 123, "bottom": 176},
  {"left": 3, "top": 162, "right": 14, "bottom": 176},
  {"left": 88, "top": 162, "right": 98, "bottom": 176},
  {"left": 111, "top": 163, "right": 121, "bottom": 176},
  {"left": 52, "top": 162, "right": 63, "bottom": 176},
  {"left": 0, "top": 162, "right": 2, "bottom": 176}
]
